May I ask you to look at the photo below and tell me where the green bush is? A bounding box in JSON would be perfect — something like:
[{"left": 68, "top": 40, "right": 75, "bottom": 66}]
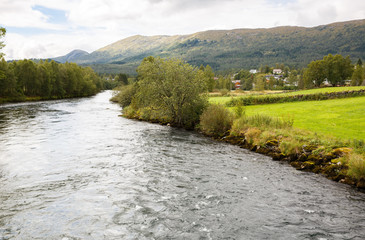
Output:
[
  {"left": 110, "top": 84, "right": 136, "bottom": 107},
  {"left": 199, "top": 104, "right": 234, "bottom": 137}
]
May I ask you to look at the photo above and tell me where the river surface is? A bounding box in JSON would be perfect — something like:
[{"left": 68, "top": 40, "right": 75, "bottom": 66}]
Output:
[{"left": 0, "top": 91, "right": 364, "bottom": 240}]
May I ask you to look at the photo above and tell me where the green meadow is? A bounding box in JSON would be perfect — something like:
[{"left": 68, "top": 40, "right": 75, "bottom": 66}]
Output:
[
  {"left": 242, "top": 96, "right": 365, "bottom": 141},
  {"left": 209, "top": 86, "right": 365, "bottom": 105}
]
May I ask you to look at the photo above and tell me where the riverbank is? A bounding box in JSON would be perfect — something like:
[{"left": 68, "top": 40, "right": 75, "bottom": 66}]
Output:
[
  {"left": 121, "top": 103, "right": 365, "bottom": 190},
  {"left": 0, "top": 92, "right": 102, "bottom": 104},
  {"left": 210, "top": 134, "right": 365, "bottom": 189}
]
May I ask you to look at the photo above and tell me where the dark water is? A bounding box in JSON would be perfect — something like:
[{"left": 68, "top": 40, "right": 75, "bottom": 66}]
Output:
[{"left": 0, "top": 91, "right": 364, "bottom": 240}]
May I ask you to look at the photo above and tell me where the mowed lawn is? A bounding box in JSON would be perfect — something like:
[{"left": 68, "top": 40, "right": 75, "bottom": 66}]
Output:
[{"left": 243, "top": 96, "right": 365, "bottom": 141}]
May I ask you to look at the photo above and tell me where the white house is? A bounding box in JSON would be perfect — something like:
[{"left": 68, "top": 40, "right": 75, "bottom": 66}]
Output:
[{"left": 273, "top": 69, "right": 282, "bottom": 75}]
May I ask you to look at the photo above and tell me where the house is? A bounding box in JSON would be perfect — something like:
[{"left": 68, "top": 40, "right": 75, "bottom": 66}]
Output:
[
  {"left": 249, "top": 69, "right": 258, "bottom": 74},
  {"left": 273, "top": 69, "right": 282, "bottom": 75},
  {"left": 231, "top": 80, "right": 241, "bottom": 89}
]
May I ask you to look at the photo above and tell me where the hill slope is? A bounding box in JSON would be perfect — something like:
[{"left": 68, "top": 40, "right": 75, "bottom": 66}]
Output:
[
  {"left": 54, "top": 19, "right": 365, "bottom": 74},
  {"left": 53, "top": 49, "right": 90, "bottom": 63}
]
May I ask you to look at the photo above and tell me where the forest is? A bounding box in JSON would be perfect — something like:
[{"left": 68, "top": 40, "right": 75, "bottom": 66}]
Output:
[{"left": 0, "top": 59, "right": 104, "bottom": 103}]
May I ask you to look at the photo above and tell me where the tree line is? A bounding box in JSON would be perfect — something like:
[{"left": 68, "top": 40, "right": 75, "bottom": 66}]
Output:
[
  {"left": 0, "top": 59, "right": 104, "bottom": 101},
  {"left": 231, "top": 54, "right": 364, "bottom": 92}
]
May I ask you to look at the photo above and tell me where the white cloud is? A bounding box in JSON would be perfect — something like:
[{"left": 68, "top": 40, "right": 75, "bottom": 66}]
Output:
[{"left": 1, "top": 0, "right": 364, "bottom": 60}]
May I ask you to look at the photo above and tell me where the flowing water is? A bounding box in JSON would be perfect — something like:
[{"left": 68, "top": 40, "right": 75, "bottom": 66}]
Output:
[{"left": 0, "top": 91, "right": 364, "bottom": 240}]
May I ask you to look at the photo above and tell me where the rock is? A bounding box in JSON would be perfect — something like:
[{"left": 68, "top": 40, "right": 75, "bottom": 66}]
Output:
[
  {"left": 356, "top": 179, "right": 365, "bottom": 189},
  {"left": 302, "top": 145, "right": 318, "bottom": 153},
  {"left": 265, "top": 139, "right": 279, "bottom": 147},
  {"left": 301, "top": 161, "right": 315, "bottom": 170},
  {"left": 272, "top": 153, "right": 286, "bottom": 161},
  {"left": 307, "top": 154, "right": 323, "bottom": 164},
  {"left": 332, "top": 147, "right": 352, "bottom": 157},
  {"left": 298, "top": 153, "right": 308, "bottom": 162}
]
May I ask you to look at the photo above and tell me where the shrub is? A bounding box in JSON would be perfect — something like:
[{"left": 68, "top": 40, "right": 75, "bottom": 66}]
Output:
[
  {"left": 234, "top": 104, "right": 245, "bottom": 118},
  {"left": 199, "top": 104, "right": 234, "bottom": 137},
  {"left": 279, "top": 139, "right": 302, "bottom": 155},
  {"left": 234, "top": 114, "right": 293, "bottom": 130},
  {"left": 219, "top": 89, "right": 229, "bottom": 96},
  {"left": 347, "top": 153, "right": 365, "bottom": 181},
  {"left": 110, "top": 84, "right": 136, "bottom": 107},
  {"left": 244, "top": 127, "right": 262, "bottom": 145}
]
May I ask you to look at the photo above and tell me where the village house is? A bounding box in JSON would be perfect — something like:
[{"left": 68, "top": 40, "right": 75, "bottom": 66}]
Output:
[{"left": 273, "top": 69, "right": 282, "bottom": 75}]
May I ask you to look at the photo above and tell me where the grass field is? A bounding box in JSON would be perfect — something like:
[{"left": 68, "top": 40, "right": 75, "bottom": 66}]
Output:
[
  {"left": 242, "top": 96, "right": 365, "bottom": 141},
  {"left": 209, "top": 86, "right": 365, "bottom": 105}
]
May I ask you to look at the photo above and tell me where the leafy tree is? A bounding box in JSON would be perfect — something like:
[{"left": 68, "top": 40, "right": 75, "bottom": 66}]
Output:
[
  {"left": 254, "top": 75, "right": 266, "bottom": 91},
  {"left": 132, "top": 57, "right": 208, "bottom": 128},
  {"left": 116, "top": 73, "right": 129, "bottom": 85},
  {"left": 304, "top": 60, "right": 326, "bottom": 87},
  {"left": 202, "top": 65, "right": 215, "bottom": 92},
  {"left": 304, "top": 54, "right": 353, "bottom": 87},
  {"left": 323, "top": 54, "right": 353, "bottom": 85},
  {"left": 0, "top": 58, "right": 17, "bottom": 97},
  {"left": 352, "top": 64, "right": 364, "bottom": 86},
  {"left": 0, "top": 27, "right": 5, "bottom": 58},
  {"left": 288, "top": 70, "right": 298, "bottom": 85}
]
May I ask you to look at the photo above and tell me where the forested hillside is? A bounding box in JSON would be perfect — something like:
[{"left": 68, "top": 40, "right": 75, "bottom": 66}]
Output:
[{"left": 53, "top": 19, "right": 365, "bottom": 74}]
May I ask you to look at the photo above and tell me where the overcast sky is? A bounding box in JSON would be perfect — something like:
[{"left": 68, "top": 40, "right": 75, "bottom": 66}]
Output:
[{"left": 1, "top": 0, "right": 364, "bottom": 60}]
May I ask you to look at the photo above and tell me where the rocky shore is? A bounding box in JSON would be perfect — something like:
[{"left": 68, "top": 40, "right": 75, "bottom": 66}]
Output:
[{"left": 213, "top": 135, "right": 365, "bottom": 190}]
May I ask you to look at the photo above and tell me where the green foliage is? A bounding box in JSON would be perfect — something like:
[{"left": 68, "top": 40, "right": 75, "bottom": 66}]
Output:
[
  {"left": 115, "top": 73, "right": 129, "bottom": 85},
  {"left": 0, "top": 27, "right": 5, "bottom": 58},
  {"left": 232, "top": 114, "right": 293, "bottom": 132},
  {"left": 347, "top": 153, "right": 365, "bottom": 181},
  {"left": 126, "top": 57, "right": 208, "bottom": 129},
  {"left": 304, "top": 54, "right": 353, "bottom": 87},
  {"left": 226, "top": 88, "right": 365, "bottom": 106},
  {"left": 110, "top": 84, "right": 136, "bottom": 107},
  {"left": 199, "top": 104, "right": 234, "bottom": 137},
  {"left": 352, "top": 65, "right": 364, "bottom": 86},
  {"left": 0, "top": 59, "right": 103, "bottom": 101}
]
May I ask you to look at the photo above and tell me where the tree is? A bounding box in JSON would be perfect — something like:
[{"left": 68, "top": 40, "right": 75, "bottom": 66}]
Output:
[
  {"left": 304, "top": 60, "right": 326, "bottom": 87},
  {"left": 304, "top": 54, "right": 353, "bottom": 88},
  {"left": 0, "top": 27, "right": 5, "bottom": 58},
  {"left": 323, "top": 54, "right": 353, "bottom": 85},
  {"left": 116, "top": 73, "right": 129, "bottom": 85},
  {"left": 352, "top": 64, "right": 364, "bottom": 86},
  {"left": 254, "top": 75, "right": 266, "bottom": 91},
  {"left": 133, "top": 57, "right": 208, "bottom": 128},
  {"left": 202, "top": 65, "right": 215, "bottom": 92},
  {"left": 288, "top": 70, "right": 298, "bottom": 85}
]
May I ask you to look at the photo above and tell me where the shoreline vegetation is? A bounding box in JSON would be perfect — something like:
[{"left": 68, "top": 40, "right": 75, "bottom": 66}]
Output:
[
  {"left": 0, "top": 59, "right": 105, "bottom": 104},
  {"left": 112, "top": 56, "right": 365, "bottom": 190}
]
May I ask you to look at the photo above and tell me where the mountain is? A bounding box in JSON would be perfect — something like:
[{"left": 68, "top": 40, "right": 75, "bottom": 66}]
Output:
[
  {"left": 53, "top": 49, "right": 89, "bottom": 63},
  {"left": 54, "top": 19, "right": 365, "bottom": 74}
]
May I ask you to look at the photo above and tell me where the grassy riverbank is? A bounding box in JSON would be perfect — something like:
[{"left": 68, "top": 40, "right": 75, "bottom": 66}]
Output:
[
  {"left": 243, "top": 97, "right": 365, "bottom": 141},
  {"left": 201, "top": 88, "right": 365, "bottom": 189},
  {"left": 113, "top": 57, "right": 365, "bottom": 189}
]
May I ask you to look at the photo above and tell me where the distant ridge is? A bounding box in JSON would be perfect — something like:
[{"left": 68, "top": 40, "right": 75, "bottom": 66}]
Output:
[
  {"left": 53, "top": 49, "right": 89, "bottom": 63},
  {"left": 53, "top": 19, "right": 365, "bottom": 74}
]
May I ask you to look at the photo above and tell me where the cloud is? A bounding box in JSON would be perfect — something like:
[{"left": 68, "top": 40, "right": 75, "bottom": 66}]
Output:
[{"left": 1, "top": 0, "right": 364, "bottom": 59}]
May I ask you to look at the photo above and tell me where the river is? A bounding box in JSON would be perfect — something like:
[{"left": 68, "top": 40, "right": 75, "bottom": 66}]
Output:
[{"left": 0, "top": 91, "right": 364, "bottom": 240}]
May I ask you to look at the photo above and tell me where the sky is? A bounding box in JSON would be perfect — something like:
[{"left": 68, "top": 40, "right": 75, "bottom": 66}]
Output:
[{"left": 1, "top": 0, "right": 364, "bottom": 60}]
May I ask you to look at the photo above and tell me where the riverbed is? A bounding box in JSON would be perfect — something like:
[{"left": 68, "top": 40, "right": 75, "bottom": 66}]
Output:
[{"left": 0, "top": 91, "right": 364, "bottom": 239}]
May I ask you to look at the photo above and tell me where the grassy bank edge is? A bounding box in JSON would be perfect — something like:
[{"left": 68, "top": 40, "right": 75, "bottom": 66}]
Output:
[{"left": 199, "top": 104, "right": 365, "bottom": 190}]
